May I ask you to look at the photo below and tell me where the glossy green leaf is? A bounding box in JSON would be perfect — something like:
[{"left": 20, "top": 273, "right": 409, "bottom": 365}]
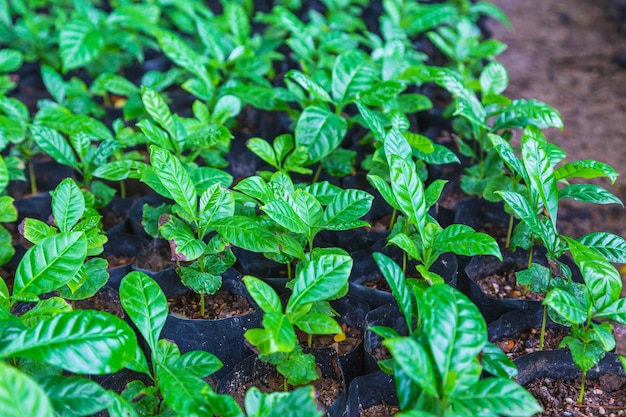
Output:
[
  {"left": 554, "top": 159, "right": 619, "bottom": 185},
  {"left": 285, "top": 70, "right": 332, "bottom": 103},
  {"left": 0, "top": 278, "right": 9, "bottom": 311},
  {"left": 176, "top": 350, "right": 222, "bottom": 379},
  {"left": 93, "top": 160, "right": 148, "bottom": 181},
  {"left": 159, "top": 216, "right": 206, "bottom": 261},
  {"left": 149, "top": 146, "right": 197, "bottom": 218},
  {"left": 481, "top": 342, "right": 517, "bottom": 379},
  {"left": 60, "top": 258, "right": 109, "bottom": 300},
  {"left": 243, "top": 276, "right": 281, "bottom": 314},
  {"left": 247, "top": 138, "right": 277, "bottom": 168},
  {"left": 457, "top": 378, "right": 542, "bottom": 417},
  {"left": 561, "top": 336, "right": 605, "bottom": 373},
  {"left": 0, "top": 48, "right": 23, "bottom": 72},
  {"left": 213, "top": 216, "right": 279, "bottom": 253},
  {"left": 13, "top": 233, "right": 87, "bottom": 301},
  {"left": 544, "top": 288, "right": 587, "bottom": 325},
  {"left": 558, "top": 184, "right": 623, "bottom": 206},
  {"left": 436, "top": 224, "right": 502, "bottom": 260},
  {"left": 262, "top": 199, "right": 308, "bottom": 234},
  {"left": 234, "top": 176, "right": 273, "bottom": 204},
  {"left": 355, "top": 101, "right": 385, "bottom": 141},
  {"left": 578, "top": 232, "right": 626, "bottom": 263},
  {"left": 287, "top": 254, "right": 352, "bottom": 312},
  {"left": 374, "top": 252, "right": 412, "bottom": 332},
  {"left": 295, "top": 106, "right": 347, "bottom": 164},
  {"left": 385, "top": 337, "right": 437, "bottom": 397},
  {"left": 383, "top": 128, "right": 413, "bottom": 165},
  {"left": 424, "top": 179, "right": 448, "bottom": 209},
  {"left": 332, "top": 50, "right": 377, "bottom": 105},
  {"left": 51, "top": 178, "right": 85, "bottom": 233},
  {"left": 142, "top": 89, "right": 175, "bottom": 141},
  {"left": 496, "top": 190, "right": 542, "bottom": 235},
  {"left": 389, "top": 155, "right": 426, "bottom": 235},
  {"left": 18, "top": 218, "right": 56, "bottom": 245},
  {"left": 565, "top": 237, "right": 621, "bottom": 310},
  {"left": 60, "top": 19, "right": 104, "bottom": 72},
  {"left": 421, "top": 285, "right": 486, "bottom": 390},
  {"left": 493, "top": 99, "right": 563, "bottom": 130},
  {"left": 0, "top": 362, "right": 55, "bottom": 417},
  {"left": 294, "top": 313, "right": 341, "bottom": 335},
  {"left": 244, "top": 386, "right": 321, "bottom": 417},
  {"left": 516, "top": 263, "right": 551, "bottom": 293},
  {"left": 323, "top": 189, "right": 373, "bottom": 228},
  {"left": 303, "top": 181, "right": 342, "bottom": 205},
  {"left": 595, "top": 298, "right": 626, "bottom": 324},
  {"left": 480, "top": 61, "right": 508, "bottom": 96},
  {"left": 388, "top": 233, "right": 422, "bottom": 263},
  {"left": 40, "top": 375, "right": 111, "bottom": 417},
  {"left": 119, "top": 271, "right": 168, "bottom": 353},
  {"left": 367, "top": 174, "right": 399, "bottom": 210},
  {"left": 30, "top": 125, "right": 77, "bottom": 168},
  {"left": 522, "top": 128, "right": 558, "bottom": 227},
  {"left": 361, "top": 81, "right": 406, "bottom": 106},
  {"left": 246, "top": 312, "right": 296, "bottom": 355},
  {"left": 157, "top": 361, "right": 211, "bottom": 415},
  {"left": 488, "top": 133, "right": 527, "bottom": 183},
  {"left": 0, "top": 310, "right": 136, "bottom": 374}
]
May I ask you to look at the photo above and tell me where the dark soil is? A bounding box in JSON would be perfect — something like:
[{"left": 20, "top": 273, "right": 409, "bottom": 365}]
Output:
[
  {"left": 230, "top": 367, "right": 343, "bottom": 410},
  {"left": 494, "top": 327, "right": 569, "bottom": 360},
  {"left": 371, "top": 345, "right": 391, "bottom": 362},
  {"left": 104, "top": 254, "right": 135, "bottom": 270},
  {"left": 167, "top": 289, "right": 254, "bottom": 320},
  {"left": 525, "top": 374, "right": 626, "bottom": 416},
  {"left": 133, "top": 241, "right": 184, "bottom": 273},
  {"left": 361, "top": 275, "right": 392, "bottom": 293},
  {"left": 72, "top": 287, "right": 126, "bottom": 319},
  {"left": 477, "top": 265, "right": 544, "bottom": 301},
  {"left": 360, "top": 403, "right": 400, "bottom": 417}
]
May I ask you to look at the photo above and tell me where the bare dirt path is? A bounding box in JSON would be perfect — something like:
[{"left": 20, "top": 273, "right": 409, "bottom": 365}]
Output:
[{"left": 489, "top": 0, "right": 626, "bottom": 240}]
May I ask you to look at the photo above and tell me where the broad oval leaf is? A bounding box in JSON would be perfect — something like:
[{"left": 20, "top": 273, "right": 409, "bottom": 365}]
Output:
[
  {"left": 243, "top": 276, "right": 282, "bottom": 314},
  {"left": 30, "top": 125, "right": 77, "bottom": 168},
  {"left": 0, "top": 362, "right": 55, "bottom": 417},
  {"left": 323, "top": 189, "right": 373, "bottom": 228},
  {"left": 93, "top": 160, "right": 148, "bottom": 181},
  {"left": 544, "top": 287, "right": 587, "bottom": 325},
  {"left": 457, "top": 378, "right": 543, "bottom": 417},
  {"left": 286, "top": 70, "right": 332, "bottom": 103},
  {"left": 157, "top": 362, "right": 212, "bottom": 415},
  {"left": 331, "top": 50, "right": 377, "bottom": 105},
  {"left": 578, "top": 232, "right": 626, "bottom": 263},
  {"left": 149, "top": 146, "right": 197, "bottom": 218},
  {"left": 496, "top": 190, "right": 542, "bottom": 236},
  {"left": 0, "top": 310, "right": 136, "bottom": 374},
  {"left": 212, "top": 215, "right": 279, "bottom": 253},
  {"left": 480, "top": 61, "right": 508, "bottom": 96},
  {"left": 389, "top": 155, "right": 426, "bottom": 234},
  {"left": 558, "top": 184, "right": 623, "bottom": 206},
  {"left": 51, "top": 178, "right": 85, "bottom": 233},
  {"left": 120, "top": 271, "right": 168, "bottom": 353},
  {"left": 287, "top": 254, "right": 352, "bottom": 311},
  {"left": 295, "top": 106, "right": 347, "bottom": 164},
  {"left": 13, "top": 233, "right": 87, "bottom": 301},
  {"left": 293, "top": 313, "right": 342, "bottom": 335},
  {"left": 436, "top": 225, "right": 502, "bottom": 260},
  {"left": 384, "top": 337, "right": 438, "bottom": 397},
  {"left": 60, "top": 19, "right": 104, "bottom": 72},
  {"left": 39, "top": 376, "right": 111, "bottom": 417},
  {"left": 175, "top": 350, "right": 222, "bottom": 379},
  {"left": 373, "top": 253, "right": 412, "bottom": 332},
  {"left": 554, "top": 159, "right": 619, "bottom": 185},
  {"left": 262, "top": 200, "right": 308, "bottom": 234}
]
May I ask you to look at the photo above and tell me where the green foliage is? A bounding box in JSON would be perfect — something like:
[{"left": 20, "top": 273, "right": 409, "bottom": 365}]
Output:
[{"left": 379, "top": 284, "right": 542, "bottom": 416}]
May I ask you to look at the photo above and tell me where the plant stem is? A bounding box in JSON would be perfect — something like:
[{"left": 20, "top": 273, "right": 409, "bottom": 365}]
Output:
[
  {"left": 307, "top": 333, "right": 312, "bottom": 348},
  {"left": 200, "top": 292, "right": 205, "bottom": 318},
  {"left": 284, "top": 376, "right": 288, "bottom": 392},
  {"left": 287, "top": 261, "right": 292, "bottom": 279},
  {"left": 28, "top": 159, "right": 37, "bottom": 195},
  {"left": 505, "top": 213, "right": 514, "bottom": 249},
  {"left": 120, "top": 180, "right": 127, "bottom": 199},
  {"left": 539, "top": 305, "right": 548, "bottom": 350},
  {"left": 578, "top": 371, "right": 587, "bottom": 405},
  {"left": 312, "top": 164, "right": 322, "bottom": 183},
  {"left": 388, "top": 208, "right": 397, "bottom": 231}
]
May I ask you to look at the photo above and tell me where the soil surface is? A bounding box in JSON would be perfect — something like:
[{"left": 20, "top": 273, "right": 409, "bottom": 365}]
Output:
[
  {"left": 490, "top": 0, "right": 626, "bottom": 354},
  {"left": 477, "top": 265, "right": 544, "bottom": 301},
  {"left": 167, "top": 289, "right": 254, "bottom": 320},
  {"left": 494, "top": 327, "right": 569, "bottom": 360},
  {"left": 525, "top": 374, "right": 626, "bottom": 416}
]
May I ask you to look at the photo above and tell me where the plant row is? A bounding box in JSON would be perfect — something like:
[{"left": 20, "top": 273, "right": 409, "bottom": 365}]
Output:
[{"left": 1, "top": 0, "right": 626, "bottom": 416}]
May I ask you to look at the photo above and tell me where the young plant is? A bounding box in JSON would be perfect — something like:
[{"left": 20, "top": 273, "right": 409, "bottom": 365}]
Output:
[
  {"left": 0, "top": 48, "right": 23, "bottom": 95},
  {"left": 375, "top": 283, "right": 542, "bottom": 416},
  {"left": 246, "top": 134, "right": 312, "bottom": 181},
  {"left": 368, "top": 129, "right": 502, "bottom": 280},
  {"left": 19, "top": 177, "right": 109, "bottom": 301},
  {"left": 243, "top": 252, "right": 352, "bottom": 388},
  {"left": 0, "top": 153, "right": 20, "bottom": 267},
  {"left": 544, "top": 237, "right": 626, "bottom": 405},
  {"left": 0, "top": 223, "right": 136, "bottom": 416},
  {"left": 140, "top": 145, "right": 279, "bottom": 317},
  {"left": 234, "top": 172, "right": 373, "bottom": 269}
]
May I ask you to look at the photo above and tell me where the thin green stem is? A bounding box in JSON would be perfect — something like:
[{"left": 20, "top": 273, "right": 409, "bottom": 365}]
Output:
[
  {"left": 539, "top": 306, "right": 548, "bottom": 350},
  {"left": 312, "top": 164, "right": 322, "bottom": 183},
  {"left": 388, "top": 208, "right": 397, "bottom": 231},
  {"left": 578, "top": 371, "right": 587, "bottom": 405},
  {"left": 287, "top": 261, "right": 292, "bottom": 279},
  {"left": 505, "top": 213, "right": 514, "bottom": 249},
  {"left": 284, "top": 375, "right": 288, "bottom": 392},
  {"left": 200, "top": 292, "right": 205, "bottom": 318},
  {"left": 120, "top": 180, "right": 127, "bottom": 199},
  {"left": 28, "top": 159, "right": 37, "bottom": 195},
  {"left": 307, "top": 333, "right": 312, "bottom": 348}
]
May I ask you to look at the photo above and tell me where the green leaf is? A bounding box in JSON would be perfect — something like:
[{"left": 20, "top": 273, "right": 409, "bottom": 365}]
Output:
[
  {"left": 0, "top": 362, "right": 55, "bottom": 417},
  {"left": 93, "top": 160, "right": 148, "bottom": 181},
  {"left": 60, "top": 19, "right": 104, "bottom": 72},
  {"left": 436, "top": 224, "right": 502, "bottom": 260},
  {"left": 157, "top": 360, "right": 212, "bottom": 415},
  {"left": 142, "top": 88, "right": 175, "bottom": 140},
  {"left": 384, "top": 337, "right": 438, "bottom": 397},
  {"left": 213, "top": 216, "right": 279, "bottom": 253},
  {"left": 198, "top": 184, "right": 235, "bottom": 227},
  {"left": 367, "top": 174, "right": 399, "bottom": 210},
  {"left": 294, "top": 313, "right": 341, "bottom": 335},
  {"left": 285, "top": 70, "right": 332, "bottom": 103},
  {"left": 421, "top": 285, "right": 486, "bottom": 390},
  {"left": 0, "top": 310, "right": 136, "bottom": 374},
  {"left": 262, "top": 200, "right": 308, "bottom": 234},
  {"left": 295, "top": 106, "right": 347, "bottom": 164},
  {"left": 244, "top": 386, "right": 321, "bottom": 417},
  {"left": 355, "top": 101, "right": 385, "bottom": 141},
  {"left": 246, "top": 312, "right": 296, "bottom": 355},
  {"left": 389, "top": 155, "right": 426, "bottom": 235},
  {"left": 457, "top": 378, "right": 542, "bottom": 417},
  {"left": 481, "top": 342, "right": 518, "bottom": 379},
  {"left": 234, "top": 176, "right": 273, "bottom": 204},
  {"left": 373, "top": 253, "right": 412, "bottom": 332},
  {"left": 51, "top": 178, "right": 85, "bottom": 233},
  {"left": 323, "top": 189, "right": 373, "bottom": 229},
  {"left": 243, "top": 276, "right": 281, "bottom": 314},
  {"left": 149, "top": 146, "right": 197, "bottom": 219},
  {"left": 176, "top": 350, "right": 222, "bottom": 379},
  {"left": 119, "top": 271, "right": 168, "bottom": 353},
  {"left": 331, "top": 50, "right": 377, "bottom": 105},
  {"left": 247, "top": 138, "right": 277, "bottom": 168},
  {"left": 516, "top": 263, "right": 551, "bottom": 293},
  {"left": 424, "top": 179, "right": 448, "bottom": 209},
  {"left": 0, "top": 196, "right": 16, "bottom": 223},
  {"left": 303, "top": 181, "right": 343, "bottom": 206},
  {"left": 30, "top": 125, "right": 77, "bottom": 168},
  {"left": 544, "top": 288, "right": 587, "bottom": 325},
  {"left": 488, "top": 133, "right": 527, "bottom": 183},
  {"left": 496, "top": 190, "right": 542, "bottom": 236},
  {"left": 0, "top": 48, "right": 23, "bottom": 72},
  {"left": 565, "top": 237, "right": 622, "bottom": 310},
  {"left": 522, "top": 128, "right": 558, "bottom": 227},
  {"left": 159, "top": 215, "right": 206, "bottom": 261},
  {"left": 578, "top": 232, "right": 626, "bottom": 263},
  {"left": 479, "top": 61, "right": 508, "bottom": 96},
  {"left": 60, "top": 257, "right": 109, "bottom": 300},
  {"left": 180, "top": 267, "right": 221, "bottom": 295},
  {"left": 493, "top": 99, "right": 563, "bottom": 130},
  {"left": 595, "top": 298, "right": 626, "bottom": 324},
  {"left": 287, "top": 254, "right": 352, "bottom": 312},
  {"left": 13, "top": 233, "right": 87, "bottom": 301},
  {"left": 555, "top": 160, "right": 619, "bottom": 185},
  {"left": 558, "top": 184, "right": 623, "bottom": 206},
  {"left": 561, "top": 336, "right": 605, "bottom": 373},
  {"left": 40, "top": 376, "right": 111, "bottom": 417}
]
